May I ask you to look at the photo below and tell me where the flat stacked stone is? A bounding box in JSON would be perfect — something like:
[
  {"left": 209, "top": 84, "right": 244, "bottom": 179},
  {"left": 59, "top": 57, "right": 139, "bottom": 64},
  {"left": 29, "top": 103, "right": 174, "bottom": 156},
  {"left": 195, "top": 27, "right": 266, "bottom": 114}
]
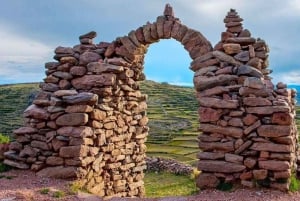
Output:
[
  {"left": 196, "top": 9, "right": 298, "bottom": 191},
  {"left": 4, "top": 4, "right": 298, "bottom": 198}
]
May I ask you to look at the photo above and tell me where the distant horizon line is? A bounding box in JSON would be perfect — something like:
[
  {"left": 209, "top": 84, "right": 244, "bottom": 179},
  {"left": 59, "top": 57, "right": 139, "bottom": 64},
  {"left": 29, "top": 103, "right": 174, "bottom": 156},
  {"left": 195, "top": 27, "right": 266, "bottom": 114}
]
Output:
[{"left": 1, "top": 80, "right": 300, "bottom": 88}]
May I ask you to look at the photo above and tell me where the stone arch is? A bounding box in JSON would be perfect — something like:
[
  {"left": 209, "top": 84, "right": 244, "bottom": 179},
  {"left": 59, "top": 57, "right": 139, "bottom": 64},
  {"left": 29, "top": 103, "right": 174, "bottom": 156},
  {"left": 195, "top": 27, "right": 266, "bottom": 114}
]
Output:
[{"left": 4, "top": 3, "right": 298, "bottom": 199}]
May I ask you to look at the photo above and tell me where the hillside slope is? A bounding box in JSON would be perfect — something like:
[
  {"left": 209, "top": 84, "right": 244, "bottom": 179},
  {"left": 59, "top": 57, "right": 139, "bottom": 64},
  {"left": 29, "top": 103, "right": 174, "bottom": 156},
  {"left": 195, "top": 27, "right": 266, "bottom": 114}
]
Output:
[{"left": 0, "top": 81, "right": 200, "bottom": 164}]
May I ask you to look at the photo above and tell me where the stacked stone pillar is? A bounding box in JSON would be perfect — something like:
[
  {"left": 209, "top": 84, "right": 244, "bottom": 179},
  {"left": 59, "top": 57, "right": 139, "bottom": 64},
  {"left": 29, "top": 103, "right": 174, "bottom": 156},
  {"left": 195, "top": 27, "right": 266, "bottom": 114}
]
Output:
[
  {"left": 195, "top": 9, "right": 298, "bottom": 191},
  {"left": 3, "top": 4, "right": 298, "bottom": 199}
]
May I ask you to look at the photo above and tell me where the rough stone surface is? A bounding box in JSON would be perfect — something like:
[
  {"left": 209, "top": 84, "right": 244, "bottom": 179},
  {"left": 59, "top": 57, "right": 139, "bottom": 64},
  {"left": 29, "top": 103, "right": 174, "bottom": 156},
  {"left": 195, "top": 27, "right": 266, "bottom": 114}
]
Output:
[
  {"left": 4, "top": 4, "right": 298, "bottom": 198},
  {"left": 198, "top": 160, "right": 246, "bottom": 173},
  {"left": 37, "top": 166, "right": 77, "bottom": 178}
]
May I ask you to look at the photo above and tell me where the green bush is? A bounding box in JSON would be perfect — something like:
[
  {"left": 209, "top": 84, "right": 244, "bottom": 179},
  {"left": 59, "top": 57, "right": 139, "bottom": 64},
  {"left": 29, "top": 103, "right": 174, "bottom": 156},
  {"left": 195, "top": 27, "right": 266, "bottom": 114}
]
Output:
[{"left": 0, "top": 133, "right": 10, "bottom": 144}]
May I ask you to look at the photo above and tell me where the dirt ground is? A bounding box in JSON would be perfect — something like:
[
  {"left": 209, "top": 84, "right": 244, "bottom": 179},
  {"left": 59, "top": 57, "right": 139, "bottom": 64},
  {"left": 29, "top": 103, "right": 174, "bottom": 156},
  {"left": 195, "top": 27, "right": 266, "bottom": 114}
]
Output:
[{"left": 1, "top": 169, "right": 300, "bottom": 201}]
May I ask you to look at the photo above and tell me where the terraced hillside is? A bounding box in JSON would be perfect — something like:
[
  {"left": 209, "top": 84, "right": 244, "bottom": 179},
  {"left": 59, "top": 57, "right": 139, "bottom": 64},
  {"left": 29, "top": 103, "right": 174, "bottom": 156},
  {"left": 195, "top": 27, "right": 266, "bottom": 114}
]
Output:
[
  {"left": 140, "top": 81, "right": 199, "bottom": 165},
  {"left": 0, "top": 81, "right": 200, "bottom": 165},
  {"left": 0, "top": 83, "right": 39, "bottom": 136},
  {"left": 0, "top": 81, "right": 299, "bottom": 167}
]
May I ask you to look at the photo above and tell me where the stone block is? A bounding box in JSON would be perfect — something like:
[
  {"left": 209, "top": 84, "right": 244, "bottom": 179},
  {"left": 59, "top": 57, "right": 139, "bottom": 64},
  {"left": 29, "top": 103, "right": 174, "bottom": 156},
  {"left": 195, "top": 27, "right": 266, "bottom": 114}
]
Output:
[
  {"left": 56, "top": 113, "right": 88, "bottom": 126},
  {"left": 198, "top": 160, "right": 246, "bottom": 173}
]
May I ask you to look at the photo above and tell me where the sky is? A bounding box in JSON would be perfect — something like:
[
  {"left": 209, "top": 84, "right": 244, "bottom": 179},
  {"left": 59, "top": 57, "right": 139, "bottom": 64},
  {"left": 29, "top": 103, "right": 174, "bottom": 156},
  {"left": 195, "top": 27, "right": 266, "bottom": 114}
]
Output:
[{"left": 0, "top": 0, "right": 300, "bottom": 86}]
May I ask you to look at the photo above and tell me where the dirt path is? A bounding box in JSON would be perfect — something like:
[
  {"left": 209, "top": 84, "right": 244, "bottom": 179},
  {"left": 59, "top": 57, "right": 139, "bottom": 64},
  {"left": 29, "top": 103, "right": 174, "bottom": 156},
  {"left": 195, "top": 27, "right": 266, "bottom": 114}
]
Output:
[{"left": 1, "top": 169, "right": 300, "bottom": 201}]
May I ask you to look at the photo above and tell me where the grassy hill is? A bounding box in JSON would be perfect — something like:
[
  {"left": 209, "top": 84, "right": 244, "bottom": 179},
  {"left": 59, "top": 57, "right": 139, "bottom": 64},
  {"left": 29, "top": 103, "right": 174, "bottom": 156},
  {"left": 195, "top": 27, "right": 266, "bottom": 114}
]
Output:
[
  {"left": 0, "top": 81, "right": 299, "bottom": 167},
  {"left": 0, "top": 83, "right": 39, "bottom": 136},
  {"left": 0, "top": 81, "right": 200, "bottom": 165}
]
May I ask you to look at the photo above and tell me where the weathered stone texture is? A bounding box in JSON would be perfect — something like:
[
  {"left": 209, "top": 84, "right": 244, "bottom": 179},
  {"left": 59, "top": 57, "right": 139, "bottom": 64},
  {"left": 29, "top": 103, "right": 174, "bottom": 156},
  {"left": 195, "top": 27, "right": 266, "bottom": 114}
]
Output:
[{"left": 3, "top": 4, "right": 298, "bottom": 198}]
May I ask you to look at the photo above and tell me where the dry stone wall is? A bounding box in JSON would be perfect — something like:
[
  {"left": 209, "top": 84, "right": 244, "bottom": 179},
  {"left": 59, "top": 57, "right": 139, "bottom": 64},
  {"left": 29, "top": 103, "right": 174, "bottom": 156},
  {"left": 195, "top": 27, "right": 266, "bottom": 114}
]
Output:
[
  {"left": 3, "top": 4, "right": 298, "bottom": 198},
  {"left": 196, "top": 9, "right": 298, "bottom": 191}
]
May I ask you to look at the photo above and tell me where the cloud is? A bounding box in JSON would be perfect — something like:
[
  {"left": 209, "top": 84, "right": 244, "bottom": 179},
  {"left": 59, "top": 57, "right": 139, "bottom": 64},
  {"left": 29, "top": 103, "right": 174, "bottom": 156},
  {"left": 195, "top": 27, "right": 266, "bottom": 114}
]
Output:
[
  {"left": 0, "top": 24, "right": 53, "bottom": 84},
  {"left": 273, "top": 70, "right": 300, "bottom": 84},
  {"left": 0, "top": 1, "right": 300, "bottom": 85}
]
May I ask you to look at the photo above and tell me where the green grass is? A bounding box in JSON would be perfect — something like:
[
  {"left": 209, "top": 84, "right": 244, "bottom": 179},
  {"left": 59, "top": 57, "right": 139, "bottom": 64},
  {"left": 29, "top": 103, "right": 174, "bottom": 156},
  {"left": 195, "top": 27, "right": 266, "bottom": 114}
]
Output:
[
  {"left": 40, "top": 188, "right": 50, "bottom": 195},
  {"left": 145, "top": 171, "right": 198, "bottom": 197},
  {"left": 289, "top": 174, "right": 300, "bottom": 192},
  {"left": 52, "top": 190, "right": 65, "bottom": 198}
]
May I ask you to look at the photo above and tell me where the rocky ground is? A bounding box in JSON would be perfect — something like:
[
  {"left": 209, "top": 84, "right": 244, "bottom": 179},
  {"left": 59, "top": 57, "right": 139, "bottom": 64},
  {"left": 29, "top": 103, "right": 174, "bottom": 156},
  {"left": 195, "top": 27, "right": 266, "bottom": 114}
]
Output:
[{"left": 1, "top": 169, "right": 300, "bottom": 201}]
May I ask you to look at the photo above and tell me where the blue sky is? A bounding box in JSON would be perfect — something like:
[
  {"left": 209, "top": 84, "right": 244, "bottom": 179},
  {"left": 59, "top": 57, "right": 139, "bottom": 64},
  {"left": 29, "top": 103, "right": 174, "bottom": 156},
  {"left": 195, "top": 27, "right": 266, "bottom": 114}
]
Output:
[{"left": 0, "top": 0, "right": 300, "bottom": 85}]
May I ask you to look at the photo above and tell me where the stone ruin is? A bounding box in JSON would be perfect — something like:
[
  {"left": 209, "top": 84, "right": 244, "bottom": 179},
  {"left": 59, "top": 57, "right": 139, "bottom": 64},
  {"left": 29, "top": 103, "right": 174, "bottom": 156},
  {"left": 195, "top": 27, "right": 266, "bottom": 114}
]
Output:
[{"left": 3, "top": 4, "right": 298, "bottom": 198}]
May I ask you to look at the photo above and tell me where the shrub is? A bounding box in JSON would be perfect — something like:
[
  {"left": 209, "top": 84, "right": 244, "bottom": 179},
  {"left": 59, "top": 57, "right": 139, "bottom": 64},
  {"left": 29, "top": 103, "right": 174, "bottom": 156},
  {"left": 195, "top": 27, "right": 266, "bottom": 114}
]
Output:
[{"left": 0, "top": 133, "right": 10, "bottom": 144}]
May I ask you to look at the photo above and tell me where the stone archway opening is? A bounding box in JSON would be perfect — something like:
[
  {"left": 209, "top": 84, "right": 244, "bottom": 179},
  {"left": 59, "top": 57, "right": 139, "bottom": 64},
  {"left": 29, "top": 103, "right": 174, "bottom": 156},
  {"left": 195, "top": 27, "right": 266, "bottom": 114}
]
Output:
[
  {"left": 4, "top": 3, "right": 298, "bottom": 199},
  {"left": 141, "top": 39, "right": 199, "bottom": 166}
]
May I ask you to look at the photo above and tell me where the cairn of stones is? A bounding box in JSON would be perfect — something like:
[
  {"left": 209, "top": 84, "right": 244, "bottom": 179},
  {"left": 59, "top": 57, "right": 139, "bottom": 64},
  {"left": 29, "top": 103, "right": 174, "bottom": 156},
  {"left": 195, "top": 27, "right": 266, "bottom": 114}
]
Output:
[
  {"left": 196, "top": 9, "right": 298, "bottom": 191},
  {"left": 3, "top": 4, "right": 298, "bottom": 198}
]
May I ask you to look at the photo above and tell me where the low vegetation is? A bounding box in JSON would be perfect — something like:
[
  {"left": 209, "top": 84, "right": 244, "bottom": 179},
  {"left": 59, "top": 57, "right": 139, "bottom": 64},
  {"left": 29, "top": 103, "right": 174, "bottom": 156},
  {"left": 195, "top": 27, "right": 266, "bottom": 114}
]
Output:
[
  {"left": 289, "top": 174, "right": 300, "bottom": 192},
  {"left": 144, "top": 171, "right": 198, "bottom": 197},
  {"left": 0, "top": 133, "right": 10, "bottom": 144}
]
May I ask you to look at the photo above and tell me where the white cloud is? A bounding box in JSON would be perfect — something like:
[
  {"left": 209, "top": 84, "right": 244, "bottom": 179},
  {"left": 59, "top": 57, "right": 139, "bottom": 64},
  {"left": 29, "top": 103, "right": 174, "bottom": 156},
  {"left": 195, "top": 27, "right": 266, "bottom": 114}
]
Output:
[
  {"left": 0, "top": 24, "right": 53, "bottom": 84},
  {"left": 273, "top": 71, "right": 300, "bottom": 85}
]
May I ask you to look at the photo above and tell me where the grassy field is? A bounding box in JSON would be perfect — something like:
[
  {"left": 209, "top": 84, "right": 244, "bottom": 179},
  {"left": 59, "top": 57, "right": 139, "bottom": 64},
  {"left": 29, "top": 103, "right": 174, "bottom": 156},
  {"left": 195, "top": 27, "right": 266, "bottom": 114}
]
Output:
[{"left": 144, "top": 171, "right": 197, "bottom": 197}]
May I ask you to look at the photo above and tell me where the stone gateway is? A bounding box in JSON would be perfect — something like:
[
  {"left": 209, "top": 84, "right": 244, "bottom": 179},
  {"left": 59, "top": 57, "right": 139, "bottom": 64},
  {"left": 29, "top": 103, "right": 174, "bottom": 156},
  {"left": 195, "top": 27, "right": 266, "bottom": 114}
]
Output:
[{"left": 4, "top": 4, "right": 298, "bottom": 199}]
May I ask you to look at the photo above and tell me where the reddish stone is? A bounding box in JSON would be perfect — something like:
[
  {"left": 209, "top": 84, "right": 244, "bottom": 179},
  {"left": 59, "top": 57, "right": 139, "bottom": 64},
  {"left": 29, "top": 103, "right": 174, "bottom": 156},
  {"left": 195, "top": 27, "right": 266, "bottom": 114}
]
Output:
[
  {"left": 56, "top": 113, "right": 88, "bottom": 126},
  {"left": 226, "top": 37, "right": 256, "bottom": 45},
  {"left": 196, "top": 173, "right": 220, "bottom": 189},
  {"left": 31, "top": 140, "right": 49, "bottom": 150},
  {"left": 257, "top": 125, "right": 291, "bottom": 137},
  {"left": 46, "top": 156, "right": 64, "bottom": 166},
  {"left": 228, "top": 118, "right": 243, "bottom": 127},
  {"left": 215, "top": 66, "right": 233, "bottom": 75},
  {"left": 201, "top": 123, "right": 243, "bottom": 138},
  {"left": 13, "top": 127, "right": 37, "bottom": 135},
  {"left": 243, "top": 97, "right": 272, "bottom": 106},
  {"left": 250, "top": 142, "right": 291, "bottom": 153},
  {"left": 198, "top": 160, "right": 246, "bottom": 173},
  {"left": 198, "top": 107, "right": 222, "bottom": 122},
  {"left": 259, "top": 160, "right": 290, "bottom": 171},
  {"left": 244, "top": 77, "right": 265, "bottom": 89},
  {"left": 87, "top": 62, "right": 124, "bottom": 74},
  {"left": 240, "top": 171, "right": 253, "bottom": 180},
  {"left": 253, "top": 169, "right": 268, "bottom": 180},
  {"left": 59, "top": 145, "right": 89, "bottom": 158},
  {"left": 198, "top": 141, "right": 234, "bottom": 152},
  {"left": 197, "top": 152, "right": 225, "bottom": 160},
  {"left": 244, "top": 157, "right": 256, "bottom": 169},
  {"left": 244, "top": 120, "right": 261, "bottom": 135},
  {"left": 65, "top": 105, "right": 93, "bottom": 113},
  {"left": 246, "top": 106, "right": 290, "bottom": 115},
  {"left": 272, "top": 113, "right": 293, "bottom": 125},
  {"left": 194, "top": 74, "right": 238, "bottom": 91},
  {"left": 37, "top": 166, "right": 77, "bottom": 179},
  {"left": 23, "top": 105, "right": 49, "bottom": 120},
  {"left": 223, "top": 43, "right": 241, "bottom": 54},
  {"left": 57, "top": 126, "right": 93, "bottom": 138},
  {"left": 91, "top": 109, "right": 107, "bottom": 121}
]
